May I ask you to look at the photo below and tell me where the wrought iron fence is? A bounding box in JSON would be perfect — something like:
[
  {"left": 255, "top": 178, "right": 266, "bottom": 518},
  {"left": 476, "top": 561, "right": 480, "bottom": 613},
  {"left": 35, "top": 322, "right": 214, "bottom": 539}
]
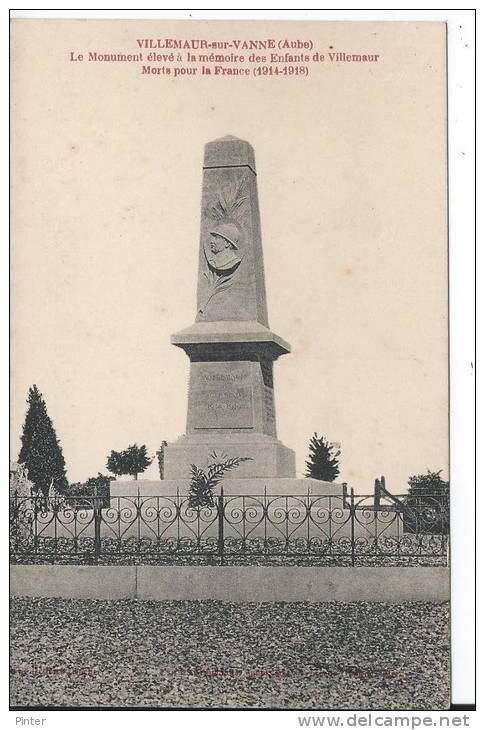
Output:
[{"left": 9, "top": 489, "right": 449, "bottom": 566}]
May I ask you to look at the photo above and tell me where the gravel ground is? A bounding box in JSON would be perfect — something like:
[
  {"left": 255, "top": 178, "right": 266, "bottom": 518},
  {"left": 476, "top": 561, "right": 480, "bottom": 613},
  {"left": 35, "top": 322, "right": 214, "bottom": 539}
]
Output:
[
  {"left": 11, "top": 555, "right": 447, "bottom": 567},
  {"left": 10, "top": 597, "right": 449, "bottom": 710}
]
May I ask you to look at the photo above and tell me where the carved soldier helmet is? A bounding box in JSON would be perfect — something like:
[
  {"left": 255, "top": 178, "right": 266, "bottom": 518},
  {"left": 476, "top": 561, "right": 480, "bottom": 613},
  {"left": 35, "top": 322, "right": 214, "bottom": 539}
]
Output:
[{"left": 209, "top": 221, "right": 240, "bottom": 250}]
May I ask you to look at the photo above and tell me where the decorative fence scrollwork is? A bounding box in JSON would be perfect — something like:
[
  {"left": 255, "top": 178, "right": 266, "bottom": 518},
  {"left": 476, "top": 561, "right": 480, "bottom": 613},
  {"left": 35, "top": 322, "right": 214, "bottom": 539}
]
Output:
[{"left": 9, "top": 488, "right": 449, "bottom": 566}]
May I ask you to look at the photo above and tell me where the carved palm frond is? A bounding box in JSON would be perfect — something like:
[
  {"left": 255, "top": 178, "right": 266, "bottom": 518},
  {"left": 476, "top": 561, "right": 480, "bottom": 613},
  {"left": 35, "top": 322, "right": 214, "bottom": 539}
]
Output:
[
  {"left": 199, "top": 271, "right": 236, "bottom": 315},
  {"left": 188, "top": 454, "right": 252, "bottom": 508},
  {"left": 207, "top": 178, "right": 248, "bottom": 222}
]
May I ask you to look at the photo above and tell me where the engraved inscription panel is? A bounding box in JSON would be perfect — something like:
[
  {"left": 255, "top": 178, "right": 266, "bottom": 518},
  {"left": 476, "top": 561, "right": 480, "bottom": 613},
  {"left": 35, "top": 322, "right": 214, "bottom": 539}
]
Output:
[
  {"left": 190, "top": 362, "right": 254, "bottom": 429},
  {"left": 193, "top": 386, "right": 254, "bottom": 429}
]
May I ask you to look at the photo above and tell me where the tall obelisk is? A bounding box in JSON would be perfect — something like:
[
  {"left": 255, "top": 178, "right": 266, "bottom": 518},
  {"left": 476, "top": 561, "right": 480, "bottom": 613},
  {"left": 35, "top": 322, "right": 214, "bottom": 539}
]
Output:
[{"left": 163, "top": 136, "right": 296, "bottom": 480}]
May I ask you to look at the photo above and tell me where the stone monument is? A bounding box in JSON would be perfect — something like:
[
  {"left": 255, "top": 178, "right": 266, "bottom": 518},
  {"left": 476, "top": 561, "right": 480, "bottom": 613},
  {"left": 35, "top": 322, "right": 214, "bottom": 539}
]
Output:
[
  {"left": 163, "top": 135, "right": 295, "bottom": 480},
  {"left": 111, "top": 136, "right": 343, "bottom": 496}
]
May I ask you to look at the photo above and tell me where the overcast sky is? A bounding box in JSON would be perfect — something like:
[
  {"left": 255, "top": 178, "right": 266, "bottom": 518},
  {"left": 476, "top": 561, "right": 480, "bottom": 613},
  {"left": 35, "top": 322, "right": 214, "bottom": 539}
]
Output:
[{"left": 11, "top": 20, "right": 448, "bottom": 492}]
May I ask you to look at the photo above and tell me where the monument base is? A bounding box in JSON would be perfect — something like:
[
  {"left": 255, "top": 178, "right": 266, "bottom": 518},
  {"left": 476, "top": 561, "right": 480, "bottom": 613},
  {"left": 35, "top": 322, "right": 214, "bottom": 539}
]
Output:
[
  {"left": 109, "top": 477, "right": 344, "bottom": 498},
  {"left": 162, "top": 433, "right": 296, "bottom": 480}
]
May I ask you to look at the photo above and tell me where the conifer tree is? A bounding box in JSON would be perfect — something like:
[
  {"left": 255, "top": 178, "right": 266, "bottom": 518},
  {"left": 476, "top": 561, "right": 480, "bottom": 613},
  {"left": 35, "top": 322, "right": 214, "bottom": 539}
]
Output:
[
  {"left": 18, "top": 385, "right": 68, "bottom": 496},
  {"left": 305, "top": 433, "right": 340, "bottom": 482}
]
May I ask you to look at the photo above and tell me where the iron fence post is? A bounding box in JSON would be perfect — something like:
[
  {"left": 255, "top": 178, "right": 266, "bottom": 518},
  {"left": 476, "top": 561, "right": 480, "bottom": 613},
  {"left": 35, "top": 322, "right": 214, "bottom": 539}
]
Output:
[
  {"left": 33, "top": 494, "right": 39, "bottom": 554},
  {"left": 218, "top": 486, "right": 224, "bottom": 565},
  {"left": 264, "top": 485, "right": 268, "bottom": 553},
  {"left": 93, "top": 494, "right": 102, "bottom": 564},
  {"left": 350, "top": 488, "right": 356, "bottom": 567},
  {"left": 176, "top": 486, "right": 180, "bottom": 549}
]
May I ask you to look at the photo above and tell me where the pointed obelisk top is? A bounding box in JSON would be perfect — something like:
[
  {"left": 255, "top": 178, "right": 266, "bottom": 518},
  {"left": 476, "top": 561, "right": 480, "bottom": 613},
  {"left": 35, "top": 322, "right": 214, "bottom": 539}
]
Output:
[
  {"left": 204, "top": 135, "right": 256, "bottom": 174},
  {"left": 172, "top": 136, "right": 291, "bottom": 358}
]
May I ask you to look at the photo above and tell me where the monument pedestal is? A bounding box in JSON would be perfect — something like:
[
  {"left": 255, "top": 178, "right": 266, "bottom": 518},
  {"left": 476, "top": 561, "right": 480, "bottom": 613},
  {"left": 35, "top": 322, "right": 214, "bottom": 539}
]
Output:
[
  {"left": 110, "top": 478, "right": 344, "bottom": 498},
  {"left": 165, "top": 319, "right": 296, "bottom": 480},
  {"left": 163, "top": 433, "right": 295, "bottom": 480}
]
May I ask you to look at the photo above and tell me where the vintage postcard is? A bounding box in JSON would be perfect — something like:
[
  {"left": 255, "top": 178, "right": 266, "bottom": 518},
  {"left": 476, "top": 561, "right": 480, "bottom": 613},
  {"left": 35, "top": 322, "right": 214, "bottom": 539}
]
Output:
[{"left": 10, "top": 17, "right": 455, "bottom": 713}]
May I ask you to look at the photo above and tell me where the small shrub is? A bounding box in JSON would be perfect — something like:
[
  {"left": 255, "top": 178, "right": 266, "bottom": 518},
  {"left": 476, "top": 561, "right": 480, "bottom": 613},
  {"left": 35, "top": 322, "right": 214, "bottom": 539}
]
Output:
[{"left": 403, "top": 470, "right": 449, "bottom": 534}]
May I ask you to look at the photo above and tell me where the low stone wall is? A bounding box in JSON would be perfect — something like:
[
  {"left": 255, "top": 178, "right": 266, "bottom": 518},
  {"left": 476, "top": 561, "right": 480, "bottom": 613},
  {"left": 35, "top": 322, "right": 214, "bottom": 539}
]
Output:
[
  {"left": 11, "top": 564, "right": 136, "bottom": 600},
  {"left": 11, "top": 565, "right": 449, "bottom": 603}
]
